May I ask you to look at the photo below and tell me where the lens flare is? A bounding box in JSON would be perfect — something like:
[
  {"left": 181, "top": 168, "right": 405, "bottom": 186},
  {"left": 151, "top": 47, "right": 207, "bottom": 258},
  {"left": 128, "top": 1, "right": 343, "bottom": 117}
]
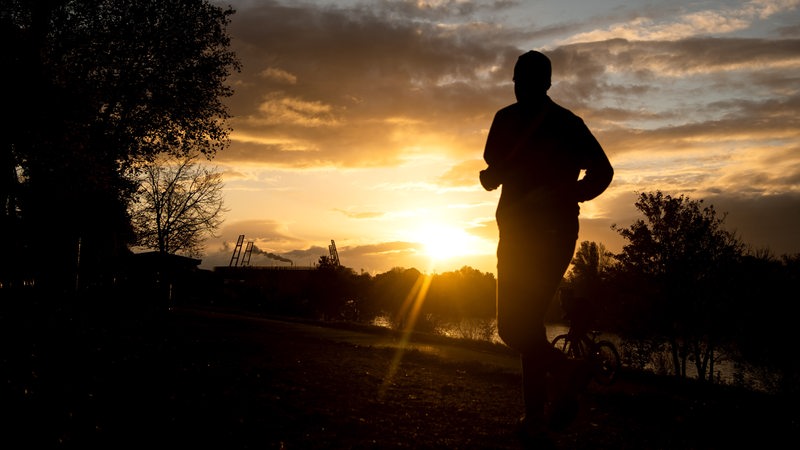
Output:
[{"left": 379, "top": 272, "right": 433, "bottom": 398}]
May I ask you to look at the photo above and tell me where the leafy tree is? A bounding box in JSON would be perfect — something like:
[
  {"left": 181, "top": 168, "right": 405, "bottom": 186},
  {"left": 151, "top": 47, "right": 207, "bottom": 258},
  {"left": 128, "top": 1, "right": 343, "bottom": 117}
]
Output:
[
  {"left": 368, "top": 267, "right": 426, "bottom": 330},
  {"left": 130, "top": 153, "right": 226, "bottom": 257},
  {"left": 726, "top": 251, "right": 800, "bottom": 393},
  {"left": 612, "top": 191, "right": 745, "bottom": 381},
  {"left": 563, "top": 241, "right": 616, "bottom": 329},
  {"left": 309, "top": 264, "right": 372, "bottom": 321},
  {"left": 421, "top": 266, "right": 497, "bottom": 341},
  {"left": 566, "top": 241, "right": 614, "bottom": 296},
  {"left": 2, "top": 0, "right": 240, "bottom": 290},
  {"left": 425, "top": 266, "right": 496, "bottom": 319}
]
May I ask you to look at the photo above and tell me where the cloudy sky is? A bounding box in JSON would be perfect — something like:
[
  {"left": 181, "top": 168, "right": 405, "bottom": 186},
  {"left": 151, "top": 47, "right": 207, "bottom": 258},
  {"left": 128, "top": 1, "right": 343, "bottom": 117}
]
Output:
[{"left": 199, "top": 0, "right": 800, "bottom": 275}]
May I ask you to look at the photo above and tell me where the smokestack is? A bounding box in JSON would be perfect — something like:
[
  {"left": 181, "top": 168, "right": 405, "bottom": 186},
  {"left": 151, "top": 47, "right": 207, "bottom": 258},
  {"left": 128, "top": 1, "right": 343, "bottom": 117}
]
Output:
[{"left": 251, "top": 244, "right": 294, "bottom": 266}]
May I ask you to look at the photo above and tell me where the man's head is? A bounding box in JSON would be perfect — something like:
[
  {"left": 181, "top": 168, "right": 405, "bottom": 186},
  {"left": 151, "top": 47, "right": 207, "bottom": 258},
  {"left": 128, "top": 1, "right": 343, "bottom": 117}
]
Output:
[{"left": 513, "top": 50, "right": 551, "bottom": 104}]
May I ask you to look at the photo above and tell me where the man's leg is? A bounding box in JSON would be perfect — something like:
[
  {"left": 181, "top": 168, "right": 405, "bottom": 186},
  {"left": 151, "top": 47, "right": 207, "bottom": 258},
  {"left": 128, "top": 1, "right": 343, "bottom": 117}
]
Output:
[{"left": 496, "top": 231, "right": 576, "bottom": 422}]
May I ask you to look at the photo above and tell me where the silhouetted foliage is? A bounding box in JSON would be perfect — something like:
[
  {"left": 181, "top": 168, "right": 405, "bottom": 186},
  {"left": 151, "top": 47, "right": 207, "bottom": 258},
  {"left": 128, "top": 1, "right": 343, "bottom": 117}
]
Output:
[
  {"left": 722, "top": 251, "right": 800, "bottom": 392},
  {"left": 358, "top": 266, "right": 497, "bottom": 334},
  {"left": 310, "top": 265, "right": 371, "bottom": 321},
  {"left": 610, "top": 191, "right": 745, "bottom": 381},
  {"left": 367, "top": 267, "right": 425, "bottom": 330},
  {"left": 2, "top": 0, "right": 240, "bottom": 290},
  {"left": 424, "top": 266, "right": 496, "bottom": 319},
  {"left": 562, "top": 241, "right": 616, "bottom": 328},
  {"left": 130, "top": 153, "right": 226, "bottom": 257},
  {"left": 567, "top": 241, "right": 614, "bottom": 293}
]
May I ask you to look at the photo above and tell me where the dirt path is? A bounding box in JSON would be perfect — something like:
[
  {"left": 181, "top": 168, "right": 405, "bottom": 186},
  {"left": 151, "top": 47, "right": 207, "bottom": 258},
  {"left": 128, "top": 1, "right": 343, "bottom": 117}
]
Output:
[{"left": 4, "top": 305, "right": 797, "bottom": 449}]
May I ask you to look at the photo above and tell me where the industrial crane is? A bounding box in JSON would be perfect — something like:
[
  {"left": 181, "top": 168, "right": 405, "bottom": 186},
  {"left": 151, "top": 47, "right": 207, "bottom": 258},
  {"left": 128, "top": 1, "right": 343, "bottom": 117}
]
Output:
[{"left": 328, "top": 239, "right": 340, "bottom": 266}]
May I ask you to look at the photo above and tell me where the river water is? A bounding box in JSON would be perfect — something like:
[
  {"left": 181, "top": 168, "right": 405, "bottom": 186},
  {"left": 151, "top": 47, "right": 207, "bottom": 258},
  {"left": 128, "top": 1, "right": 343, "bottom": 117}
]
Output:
[{"left": 373, "top": 315, "right": 770, "bottom": 391}]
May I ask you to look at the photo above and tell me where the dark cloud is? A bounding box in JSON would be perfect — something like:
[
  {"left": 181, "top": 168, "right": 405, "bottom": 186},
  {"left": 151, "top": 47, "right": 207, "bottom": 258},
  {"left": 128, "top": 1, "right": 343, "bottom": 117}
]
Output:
[
  {"left": 282, "top": 245, "right": 330, "bottom": 267},
  {"left": 596, "top": 95, "right": 800, "bottom": 156},
  {"left": 777, "top": 23, "right": 800, "bottom": 37},
  {"left": 219, "top": 0, "right": 521, "bottom": 167},
  {"left": 547, "top": 37, "right": 800, "bottom": 108},
  {"left": 705, "top": 193, "right": 800, "bottom": 256},
  {"left": 591, "top": 189, "right": 800, "bottom": 257}
]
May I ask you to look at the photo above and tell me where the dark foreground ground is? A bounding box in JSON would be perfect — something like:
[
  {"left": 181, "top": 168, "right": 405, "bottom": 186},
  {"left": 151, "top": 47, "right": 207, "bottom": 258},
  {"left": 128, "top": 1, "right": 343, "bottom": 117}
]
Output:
[{"left": 2, "top": 302, "right": 798, "bottom": 449}]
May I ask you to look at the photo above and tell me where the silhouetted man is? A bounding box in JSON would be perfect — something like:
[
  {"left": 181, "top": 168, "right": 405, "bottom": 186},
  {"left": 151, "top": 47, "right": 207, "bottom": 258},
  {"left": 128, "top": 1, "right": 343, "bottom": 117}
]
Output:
[{"left": 480, "top": 50, "right": 613, "bottom": 442}]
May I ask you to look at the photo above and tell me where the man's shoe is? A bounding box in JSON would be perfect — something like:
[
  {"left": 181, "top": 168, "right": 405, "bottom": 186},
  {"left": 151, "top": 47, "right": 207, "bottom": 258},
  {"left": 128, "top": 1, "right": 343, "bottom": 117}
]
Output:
[
  {"left": 517, "top": 415, "right": 556, "bottom": 449},
  {"left": 545, "top": 396, "right": 578, "bottom": 431}
]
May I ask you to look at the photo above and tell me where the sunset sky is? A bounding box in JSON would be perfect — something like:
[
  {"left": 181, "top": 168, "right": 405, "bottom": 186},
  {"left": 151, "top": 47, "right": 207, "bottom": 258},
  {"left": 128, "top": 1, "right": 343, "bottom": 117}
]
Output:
[{"left": 198, "top": 0, "right": 800, "bottom": 275}]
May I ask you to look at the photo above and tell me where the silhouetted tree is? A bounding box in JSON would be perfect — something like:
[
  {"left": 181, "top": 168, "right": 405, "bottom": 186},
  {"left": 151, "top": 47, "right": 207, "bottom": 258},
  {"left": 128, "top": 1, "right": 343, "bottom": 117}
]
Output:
[
  {"left": 425, "top": 266, "right": 496, "bottom": 319},
  {"left": 2, "top": 0, "right": 240, "bottom": 291},
  {"left": 130, "top": 153, "right": 226, "bottom": 257},
  {"left": 368, "top": 267, "right": 426, "bottom": 330},
  {"left": 567, "top": 241, "right": 613, "bottom": 292},
  {"left": 726, "top": 251, "right": 800, "bottom": 393},
  {"left": 309, "top": 264, "right": 372, "bottom": 321},
  {"left": 562, "top": 241, "right": 616, "bottom": 329},
  {"left": 612, "top": 191, "right": 745, "bottom": 381}
]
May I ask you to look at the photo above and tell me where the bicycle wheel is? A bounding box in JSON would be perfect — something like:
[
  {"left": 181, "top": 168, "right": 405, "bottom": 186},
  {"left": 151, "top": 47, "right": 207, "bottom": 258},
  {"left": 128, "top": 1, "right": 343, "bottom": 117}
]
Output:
[
  {"left": 552, "top": 334, "right": 585, "bottom": 359},
  {"left": 590, "top": 340, "right": 621, "bottom": 385}
]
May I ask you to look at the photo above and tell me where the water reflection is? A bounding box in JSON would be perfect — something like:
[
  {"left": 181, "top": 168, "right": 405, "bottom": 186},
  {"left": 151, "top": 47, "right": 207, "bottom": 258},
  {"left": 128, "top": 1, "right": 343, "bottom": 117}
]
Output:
[{"left": 370, "top": 314, "right": 768, "bottom": 391}]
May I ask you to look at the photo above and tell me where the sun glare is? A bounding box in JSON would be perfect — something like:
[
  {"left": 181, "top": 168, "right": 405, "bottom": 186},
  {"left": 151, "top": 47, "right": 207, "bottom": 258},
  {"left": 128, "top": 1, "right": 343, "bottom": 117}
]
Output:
[{"left": 415, "top": 224, "right": 476, "bottom": 261}]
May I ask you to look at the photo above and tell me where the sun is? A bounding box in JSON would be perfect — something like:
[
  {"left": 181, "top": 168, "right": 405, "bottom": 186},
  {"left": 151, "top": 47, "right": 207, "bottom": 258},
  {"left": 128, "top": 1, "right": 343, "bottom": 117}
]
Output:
[{"left": 415, "top": 224, "right": 477, "bottom": 261}]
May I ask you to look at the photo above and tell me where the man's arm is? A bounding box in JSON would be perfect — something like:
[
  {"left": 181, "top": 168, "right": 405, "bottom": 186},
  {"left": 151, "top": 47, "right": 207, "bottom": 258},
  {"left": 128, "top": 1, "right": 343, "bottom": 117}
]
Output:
[
  {"left": 575, "top": 126, "right": 613, "bottom": 202},
  {"left": 480, "top": 111, "right": 506, "bottom": 191}
]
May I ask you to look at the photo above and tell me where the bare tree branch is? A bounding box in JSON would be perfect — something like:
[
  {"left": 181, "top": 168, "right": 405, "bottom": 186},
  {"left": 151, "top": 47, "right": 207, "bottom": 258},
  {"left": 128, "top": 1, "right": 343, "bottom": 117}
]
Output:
[{"left": 130, "top": 152, "right": 227, "bottom": 257}]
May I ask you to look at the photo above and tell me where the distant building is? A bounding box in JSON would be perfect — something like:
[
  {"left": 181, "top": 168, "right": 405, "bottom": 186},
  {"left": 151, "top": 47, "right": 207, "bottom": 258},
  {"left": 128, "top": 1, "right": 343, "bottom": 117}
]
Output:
[
  {"left": 212, "top": 265, "right": 320, "bottom": 316},
  {"left": 126, "top": 251, "right": 205, "bottom": 306}
]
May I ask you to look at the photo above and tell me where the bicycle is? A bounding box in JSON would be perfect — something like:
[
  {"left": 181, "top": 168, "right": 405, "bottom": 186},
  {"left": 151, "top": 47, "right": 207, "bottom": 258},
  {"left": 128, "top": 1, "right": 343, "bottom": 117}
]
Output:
[
  {"left": 551, "top": 328, "right": 621, "bottom": 386},
  {"left": 551, "top": 289, "right": 621, "bottom": 386}
]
